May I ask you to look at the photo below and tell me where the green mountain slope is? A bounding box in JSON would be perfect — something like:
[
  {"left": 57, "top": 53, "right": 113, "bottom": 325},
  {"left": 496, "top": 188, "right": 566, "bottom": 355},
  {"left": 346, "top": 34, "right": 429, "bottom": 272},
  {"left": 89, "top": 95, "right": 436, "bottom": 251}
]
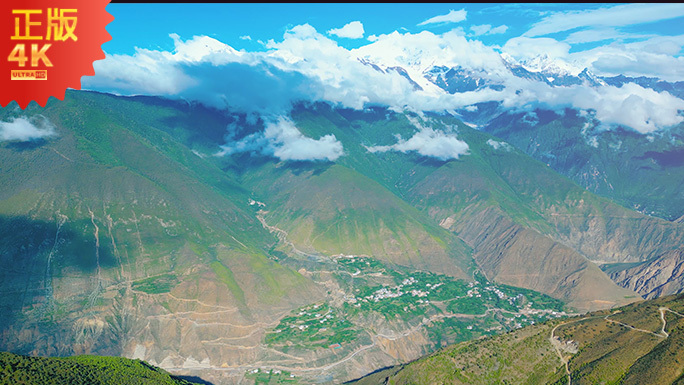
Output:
[
  {"left": 483, "top": 108, "right": 684, "bottom": 221},
  {"left": 0, "top": 91, "right": 322, "bottom": 368},
  {"left": 348, "top": 293, "right": 684, "bottom": 385},
  {"left": 239, "top": 162, "right": 472, "bottom": 280},
  {"left": 271, "top": 106, "right": 684, "bottom": 310},
  {"left": 474, "top": 108, "right": 684, "bottom": 300},
  {"left": 3, "top": 91, "right": 684, "bottom": 384},
  {"left": 0, "top": 352, "right": 203, "bottom": 385},
  {"left": 212, "top": 101, "right": 683, "bottom": 310}
]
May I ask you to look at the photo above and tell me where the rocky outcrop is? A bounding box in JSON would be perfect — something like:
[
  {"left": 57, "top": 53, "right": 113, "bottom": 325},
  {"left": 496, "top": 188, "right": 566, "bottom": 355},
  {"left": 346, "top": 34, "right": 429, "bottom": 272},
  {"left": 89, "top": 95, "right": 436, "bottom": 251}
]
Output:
[
  {"left": 448, "top": 205, "right": 638, "bottom": 312},
  {"left": 542, "top": 199, "right": 684, "bottom": 264},
  {"left": 607, "top": 249, "right": 684, "bottom": 299}
]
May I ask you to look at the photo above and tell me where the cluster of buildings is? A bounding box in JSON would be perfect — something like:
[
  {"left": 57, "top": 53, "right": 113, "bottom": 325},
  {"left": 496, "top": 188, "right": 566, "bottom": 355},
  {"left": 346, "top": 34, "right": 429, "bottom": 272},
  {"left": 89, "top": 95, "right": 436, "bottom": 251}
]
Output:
[
  {"left": 276, "top": 305, "right": 337, "bottom": 332},
  {"left": 345, "top": 276, "right": 436, "bottom": 305},
  {"left": 248, "top": 368, "right": 296, "bottom": 378}
]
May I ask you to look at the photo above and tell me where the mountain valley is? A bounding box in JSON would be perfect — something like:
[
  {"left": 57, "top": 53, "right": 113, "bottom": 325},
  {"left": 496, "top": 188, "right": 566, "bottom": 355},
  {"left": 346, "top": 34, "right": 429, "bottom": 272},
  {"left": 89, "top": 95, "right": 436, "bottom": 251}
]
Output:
[{"left": 1, "top": 89, "right": 684, "bottom": 384}]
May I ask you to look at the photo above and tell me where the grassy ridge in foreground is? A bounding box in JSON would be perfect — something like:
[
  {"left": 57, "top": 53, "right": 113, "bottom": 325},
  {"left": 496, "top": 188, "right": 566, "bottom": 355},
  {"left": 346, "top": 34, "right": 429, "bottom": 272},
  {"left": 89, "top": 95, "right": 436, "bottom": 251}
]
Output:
[
  {"left": 348, "top": 293, "right": 684, "bottom": 385},
  {"left": 0, "top": 352, "right": 202, "bottom": 385}
]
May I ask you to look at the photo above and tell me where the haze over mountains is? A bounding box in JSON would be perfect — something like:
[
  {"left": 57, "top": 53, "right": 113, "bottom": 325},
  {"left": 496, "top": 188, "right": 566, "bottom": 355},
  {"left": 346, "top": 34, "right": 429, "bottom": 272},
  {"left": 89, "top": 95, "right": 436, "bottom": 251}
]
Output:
[{"left": 2, "top": 4, "right": 684, "bottom": 384}]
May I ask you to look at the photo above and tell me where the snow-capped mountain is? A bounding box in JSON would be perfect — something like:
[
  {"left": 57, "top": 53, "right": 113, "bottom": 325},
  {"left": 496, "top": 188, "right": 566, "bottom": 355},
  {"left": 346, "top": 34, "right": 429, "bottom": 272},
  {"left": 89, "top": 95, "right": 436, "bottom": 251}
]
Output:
[
  {"left": 353, "top": 51, "right": 616, "bottom": 97},
  {"left": 423, "top": 65, "right": 505, "bottom": 94},
  {"left": 518, "top": 53, "right": 583, "bottom": 77},
  {"left": 512, "top": 54, "right": 607, "bottom": 88},
  {"left": 503, "top": 57, "right": 607, "bottom": 88},
  {"left": 357, "top": 58, "right": 424, "bottom": 91},
  {"left": 353, "top": 41, "right": 452, "bottom": 97}
]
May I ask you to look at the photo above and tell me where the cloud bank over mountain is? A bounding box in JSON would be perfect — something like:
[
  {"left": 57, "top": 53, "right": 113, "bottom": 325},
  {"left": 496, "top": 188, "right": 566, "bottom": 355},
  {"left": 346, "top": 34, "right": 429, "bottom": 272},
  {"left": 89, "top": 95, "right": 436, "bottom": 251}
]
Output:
[
  {"left": 366, "top": 117, "right": 469, "bottom": 160},
  {"left": 0, "top": 116, "right": 56, "bottom": 142},
  {"left": 366, "top": 128, "right": 468, "bottom": 161},
  {"left": 83, "top": 3, "right": 684, "bottom": 147},
  {"left": 217, "top": 117, "right": 344, "bottom": 162}
]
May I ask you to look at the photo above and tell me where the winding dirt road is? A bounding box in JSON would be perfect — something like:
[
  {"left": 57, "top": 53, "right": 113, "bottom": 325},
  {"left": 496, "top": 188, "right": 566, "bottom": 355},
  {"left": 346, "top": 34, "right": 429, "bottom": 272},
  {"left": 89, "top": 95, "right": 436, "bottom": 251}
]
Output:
[{"left": 550, "top": 306, "right": 684, "bottom": 385}]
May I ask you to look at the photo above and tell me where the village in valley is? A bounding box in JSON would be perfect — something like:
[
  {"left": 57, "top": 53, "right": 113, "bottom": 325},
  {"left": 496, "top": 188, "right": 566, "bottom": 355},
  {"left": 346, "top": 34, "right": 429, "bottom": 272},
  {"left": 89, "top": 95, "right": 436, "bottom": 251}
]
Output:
[{"left": 248, "top": 253, "right": 572, "bottom": 381}]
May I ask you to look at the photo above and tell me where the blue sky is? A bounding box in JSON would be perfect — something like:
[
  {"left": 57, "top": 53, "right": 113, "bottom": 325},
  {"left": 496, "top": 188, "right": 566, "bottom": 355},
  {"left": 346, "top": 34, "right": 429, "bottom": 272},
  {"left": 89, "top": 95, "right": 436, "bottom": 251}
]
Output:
[{"left": 103, "top": 3, "right": 684, "bottom": 55}]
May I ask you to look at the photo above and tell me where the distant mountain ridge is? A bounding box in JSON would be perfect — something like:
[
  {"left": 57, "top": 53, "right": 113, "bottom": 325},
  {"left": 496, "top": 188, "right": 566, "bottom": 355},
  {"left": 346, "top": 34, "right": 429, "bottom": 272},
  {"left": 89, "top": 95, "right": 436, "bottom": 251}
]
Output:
[
  {"left": 358, "top": 51, "right": 683, "bottom": 96},
  {"left": 602, "top": 74, "right": 684, "bottom": 99}
]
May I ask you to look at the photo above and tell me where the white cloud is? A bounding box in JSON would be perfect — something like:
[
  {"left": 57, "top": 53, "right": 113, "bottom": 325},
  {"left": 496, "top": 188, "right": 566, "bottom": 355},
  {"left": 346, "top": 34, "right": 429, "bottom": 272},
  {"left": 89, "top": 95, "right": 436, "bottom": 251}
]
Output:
[
  {"left": 569, "top": 35, "right": 684, "bottom": 81},
  {"left": 353, "top": 30, "right": 507, "bottom": 82},
  {"left": 86, "top": 25, "right": 424, "bottom": 115},
  {"left": 502, "top": 33, "right": 684, "bottom": 82},
  {"left": 218, "top": 117, "right": 344, "bottom": 162},
  {"left": 633, "top": 35, "right": 684, "bottom": 56},
  {"left": 494, "top": 77, "right": 684, "bottom": 134},
  {"left": 366, "top": 117, "right": 469, "bottom": 160},
  {"left": 168, "top": 33, "right": 245, "bottom": 63},
  {"left": 502, "top": 37, "right": 571, "bottom": 61},
  {"left": 239, "top": 35, "right": 252, "bottom": 41},
  {"left": 588, "top": 52, "right": 684, "bottom": 81},
  {"left": 0, "top": 116, "right": 56, "bottom": 142},
  {"left": 265, "top": 25, "right": 427, "bottom": 110},
  {"left": 83, "top": 26, "right": 684, "bottom": 137},
  {"left": 524, "top": 3, "right": 684, "bottom": 37},
  {"left": 489, "top": 25, "right": 509, "bottom": 35},
  {"left": 85, "top": 50, "right": 194, "bottom": 95},
  {"left": 564, "top": 28, "right": 649, "bottom": 44},
  {"left": 84, "top": 34, "right": 249, "bottom": 96},
  {"left": 470, "top": 24, "right": 491, "bottom": 36},
  {"left": 471, "top": 24, "right": 508, "bottom": 36},
  {"left": 266, "top": 118, "right": 344, "bottom": 161},
  {"left": 85, "top": 32, "right": 322, "bottom": 114},
  {"left": 587, "top": 84, "right": 684, "bottom": 133},
  {"left": 327, "top": 21, "right": 365, "bottom": 39},
  {"left": 418, "top": 9, "right": 467, "bottom": 26},
  {"left": 486, "top": 139, "right": 513, "bottom": 151}
]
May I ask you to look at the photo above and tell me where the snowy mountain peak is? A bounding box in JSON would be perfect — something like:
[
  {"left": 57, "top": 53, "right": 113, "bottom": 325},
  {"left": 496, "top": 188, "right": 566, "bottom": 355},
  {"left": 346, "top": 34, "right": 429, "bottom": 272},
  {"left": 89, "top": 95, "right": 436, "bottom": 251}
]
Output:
[
  {"left": 170, "top": 34, "right": 243, "bottom": 63},
  {"left": 578, "top": 67, "right": 607, "bottom": 87},
  {"left": 499, "top": 52, "right": 517, "bottom": 66},
  {"left": 354, "top": 55, "right": 447, "bottom": 96},
  {"left": 519, "top": 54, "right": 584, "bottom": 77}
]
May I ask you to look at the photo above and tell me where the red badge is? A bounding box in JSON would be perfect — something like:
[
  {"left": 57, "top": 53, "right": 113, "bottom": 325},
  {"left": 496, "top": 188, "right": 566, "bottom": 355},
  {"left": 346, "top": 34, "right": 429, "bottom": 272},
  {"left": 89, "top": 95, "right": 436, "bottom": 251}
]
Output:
[{"left": 0, "top": 0, "right": 113, "bottom": 108}]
